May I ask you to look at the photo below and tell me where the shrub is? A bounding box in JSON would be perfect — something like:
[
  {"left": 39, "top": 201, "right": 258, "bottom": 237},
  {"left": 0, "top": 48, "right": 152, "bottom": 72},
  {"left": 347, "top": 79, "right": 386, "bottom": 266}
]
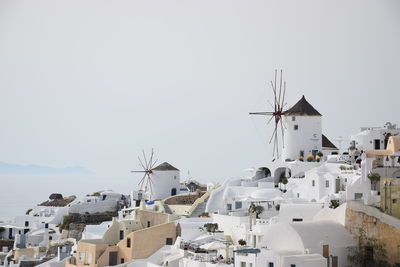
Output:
[
  {"left": 275, "top": 204, "right": 280, "bottom": 211},
  {"left": 238, "top": 239, "right": 246, "bottom": 246},
  {"left": 316, "top": 156, "right": 321, "bottom": 162},
  {"left": 330, "top": 200, "right": 340, "bottom": 209},
  {"left": 317, "top": 151, "right": 324, "bottom": 157},
  {"left": 368, "top": 173, "right": 381, "bottom": 191},
  {"left": 203, "top": 223, "right": 219, "bottom": 233},
  {"left": 306, "top": 155, "right": 314, "bottom": 162},
  {"left": 298, "top": 157, "right": 304, "bottom": 162},
  {"left": 59, "top": 215, "right": 72, "bottom": 232},
  {"left": 91, "top": 192, "right": 101, "bottom": 197},
  {"left": 249, "top": 204, "right": 264, "bottom": 219},
  {"left": 0, "top": 227, "right": 5, "bottom": 233},
  {"left": 26, "top": 208, "right": 33, "bottom": 215}
]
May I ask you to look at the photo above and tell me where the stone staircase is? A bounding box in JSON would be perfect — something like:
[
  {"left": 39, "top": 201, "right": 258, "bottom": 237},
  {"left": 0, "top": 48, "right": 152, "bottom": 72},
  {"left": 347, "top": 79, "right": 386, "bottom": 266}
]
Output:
[
  {"left": 189, "top": 200, "right": 208, "bottom": 218},
  {"left": 163, "top": 203, "right": 173, "bottom": 214}
]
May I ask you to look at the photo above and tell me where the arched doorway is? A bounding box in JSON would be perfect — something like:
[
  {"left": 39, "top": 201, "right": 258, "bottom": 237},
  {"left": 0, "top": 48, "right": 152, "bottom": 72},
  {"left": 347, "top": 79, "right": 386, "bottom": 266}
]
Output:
[
  {"left": 254, "top": 167, "right": 271, "bottom": 180},
  {"left": 171, "top": 188, "right": 177, "bottom": 196}
]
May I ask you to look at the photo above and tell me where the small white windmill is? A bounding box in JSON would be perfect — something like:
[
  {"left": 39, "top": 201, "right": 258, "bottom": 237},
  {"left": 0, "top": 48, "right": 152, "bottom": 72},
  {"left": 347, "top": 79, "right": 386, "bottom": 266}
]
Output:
[{"left": 131, "top": 149, "right": 158, "bottom": 200}]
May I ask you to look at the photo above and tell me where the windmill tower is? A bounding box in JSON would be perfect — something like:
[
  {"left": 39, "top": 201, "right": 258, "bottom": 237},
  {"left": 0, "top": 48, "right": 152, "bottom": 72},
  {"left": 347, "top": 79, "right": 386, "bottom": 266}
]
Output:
[
  {"left": 131, "top": 150, "right": 180, "bottom": 201},
  {"left": 282, "top": 95, "right": 322, "bottom": 161}
]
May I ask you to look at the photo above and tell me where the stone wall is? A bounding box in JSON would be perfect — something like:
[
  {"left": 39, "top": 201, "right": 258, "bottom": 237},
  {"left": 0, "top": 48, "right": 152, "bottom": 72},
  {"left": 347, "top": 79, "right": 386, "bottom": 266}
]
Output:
[{"left": 345, "top": 201, "right": 400, "bottom": 265}]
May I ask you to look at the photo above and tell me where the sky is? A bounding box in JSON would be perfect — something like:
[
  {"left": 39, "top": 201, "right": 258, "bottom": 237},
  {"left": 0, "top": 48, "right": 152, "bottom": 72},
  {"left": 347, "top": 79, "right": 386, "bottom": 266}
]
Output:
[{"left": 0, "top": 0, "right": 400, "bottom": 196}]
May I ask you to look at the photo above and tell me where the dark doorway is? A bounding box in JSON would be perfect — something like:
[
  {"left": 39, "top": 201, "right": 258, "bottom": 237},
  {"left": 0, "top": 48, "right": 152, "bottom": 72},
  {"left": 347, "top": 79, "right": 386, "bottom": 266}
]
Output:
[
  {"left": 109, "top": 252, "right": 118, "bottom": 266},
  {"left": 374, "top": 139, "right": 381, "bottom": 149},
  {"left": 171, "top": 188, "right": 177, "bottom": 196}
]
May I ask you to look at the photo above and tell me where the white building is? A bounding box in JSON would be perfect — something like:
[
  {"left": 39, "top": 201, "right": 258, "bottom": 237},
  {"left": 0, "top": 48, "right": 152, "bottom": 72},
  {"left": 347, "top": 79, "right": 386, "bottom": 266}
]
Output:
[
  {"left": 149, "top": 162, "right": 180, "bottom": 201},
  {"left": 282, "top": 95, "right": 322, "bottom": 161},
  {"left": 351, "top": 122, "right": 400, "bottom": 152}
]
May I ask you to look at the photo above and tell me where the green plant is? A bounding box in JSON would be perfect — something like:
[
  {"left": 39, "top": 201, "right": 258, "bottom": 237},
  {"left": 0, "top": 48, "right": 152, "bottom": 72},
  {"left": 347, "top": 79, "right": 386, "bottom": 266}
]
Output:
[
  {"left": 59, "top": 215, "right": 72, "bottom": 232},
  {"left": 203, "top": 223, "right": 219, "bottom": 233},
  {"left": 317, "top": 151, "right": 324, "bottom": 157},
  {"left": 0, "top": 226, "right": 5, "bottom": 233},
  {"left": 238, "top": 239, "right": 246, "bottom": 246},
  {"left": 306, "top": 155, "right": 314, "bottom": 162},
  {"left": 26, "top": 208, "right": 32, "bottom": 215},
  {"left": 198, "top": 212, "right": 209, "bottom": 217},
  {"left": 368, "top": 173, "right": 381, "bottom": 191},
  {"left": 330, "top": 200, "right": 339, "bottom": 209},
  {"left": 298, "top": 157, "right": 304, "bottom": 162},
  {"left": 91, "top": 192, "right": 101, "bottom": 197},
  {"left": 249, "top": 205, "right": 264, "bottom": 219},
  {"left": 347, "top": 228, "right": 388, "bottom": 266}
]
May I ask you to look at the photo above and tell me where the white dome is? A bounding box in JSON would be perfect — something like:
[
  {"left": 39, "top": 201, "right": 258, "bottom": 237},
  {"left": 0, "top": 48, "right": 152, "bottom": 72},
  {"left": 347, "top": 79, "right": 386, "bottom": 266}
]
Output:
[{"left": 250, "top": 188, "right": 282, "bottom": 201}]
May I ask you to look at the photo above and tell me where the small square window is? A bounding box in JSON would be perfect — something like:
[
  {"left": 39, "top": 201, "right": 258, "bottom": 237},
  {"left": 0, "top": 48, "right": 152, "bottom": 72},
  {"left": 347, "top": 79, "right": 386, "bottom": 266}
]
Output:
[
  {"left": 326, "top": 181, "right": 329, "bottom": 188},
  {"left": 292, "top": 116, "right": 296, "bottom": 121},
  {"left": 294, "top": 125, "right": 299, "bottom": 130},
  {"left": 312, "top": 180, "right": 315, "bottom": 187},
  {"left": 227, "top": 204, "right": 232, "bottom": 210},
  {"left": 235, "top": 201, "right": 242, "bottom": 209},
  {"left": 393, "top": 199, "right": 397, "bottom": 204},
  {"left": 166, "top": 238, "right": 173, "bottom": 245}
]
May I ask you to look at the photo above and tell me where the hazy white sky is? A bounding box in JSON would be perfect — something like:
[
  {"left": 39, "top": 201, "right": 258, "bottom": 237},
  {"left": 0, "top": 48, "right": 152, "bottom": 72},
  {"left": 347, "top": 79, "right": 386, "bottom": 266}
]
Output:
[{"left": 0, "top": 0, "right": 400, "bottom": 187}]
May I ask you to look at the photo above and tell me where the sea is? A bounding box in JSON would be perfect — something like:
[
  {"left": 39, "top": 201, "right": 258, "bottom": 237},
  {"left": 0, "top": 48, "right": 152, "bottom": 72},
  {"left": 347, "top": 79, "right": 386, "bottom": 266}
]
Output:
[{"left": 0, "top": 174, "right": 134, "bottom": 222}]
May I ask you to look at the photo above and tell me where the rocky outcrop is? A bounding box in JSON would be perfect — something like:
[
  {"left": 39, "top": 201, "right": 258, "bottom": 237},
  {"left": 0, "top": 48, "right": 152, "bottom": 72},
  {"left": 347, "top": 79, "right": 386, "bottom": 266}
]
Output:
[
  {"left": 38, "top": 195, "right": 76, "bottom": 207},
  {"left": 63, "top": 212, "right": 117, "bottom": 241}
]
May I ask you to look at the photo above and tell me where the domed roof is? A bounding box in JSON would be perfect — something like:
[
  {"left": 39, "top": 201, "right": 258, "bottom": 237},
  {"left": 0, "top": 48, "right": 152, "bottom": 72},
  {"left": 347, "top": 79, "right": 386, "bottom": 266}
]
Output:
[
  {"left": 250, "top": 188, "right": 282, "bottom": 201},
  {"left": 284, "top": 95, "right": 321, "bottom": 116},
  {"left": 152, "top": 162, "right": 179, "bottom": 171}
]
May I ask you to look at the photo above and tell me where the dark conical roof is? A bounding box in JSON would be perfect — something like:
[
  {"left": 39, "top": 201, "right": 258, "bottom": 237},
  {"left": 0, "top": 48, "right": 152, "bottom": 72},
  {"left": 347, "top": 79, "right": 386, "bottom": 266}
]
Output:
[
  {"left": 284, "top": 95, "right": 321, "bottom": 116},
  {"left": 152, "top": 162, "right": 179, "bottom": 171},
  {"left": 322, "top": 134, "right": 338, "bottom": 149}
]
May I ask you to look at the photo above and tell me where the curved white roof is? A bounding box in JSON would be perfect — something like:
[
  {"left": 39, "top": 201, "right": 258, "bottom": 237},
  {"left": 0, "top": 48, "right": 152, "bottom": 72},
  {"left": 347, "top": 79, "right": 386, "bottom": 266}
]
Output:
[
  {"left": 263, "top": 221, "right": 356, "bottom": 252},
  {"left": 250, "top": 188, "right": 283, "bottom": 201}
]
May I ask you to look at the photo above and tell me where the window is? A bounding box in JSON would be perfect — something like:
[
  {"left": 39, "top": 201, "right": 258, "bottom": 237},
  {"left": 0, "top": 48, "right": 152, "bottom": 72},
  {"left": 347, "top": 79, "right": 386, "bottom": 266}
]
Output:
[
  {"left": 312, "top": 180, "right": 315, "bottom": 187},
  {"left": 354, "top": 193, "right": 363, "bottom": 200},
  {"left": 147, "top": 221, "right": 151, "bottom": 228},
  {"left": 292, "top": 116, "right": 296, "bottom": 121},
  {"left": 297, "top": 193, "right": 300, "bottom": 198},
  {"left": 269, "top": 263, "right": 274, "bottom": 267},
  {"left": 49, "top": 236, "right": 52, "bottom": 240},
  {"left": 290, "top": 265, "right": 296, "bottom": 267},
  {"left": 326, "top": 180, "right": 329, "bottom": 188},
  {"left": 25, "top": 221, "right": 29, "bottom": 227},
  {"left": 249, "top": 264, "right": 253, "bottom": 267},
  {"left": 393, "top": 199, "right": 397, "bottom": 204},
  {"left": 292, "top": 218, "right": 303, "bottom": 222},
  {"left": 120, "top": 258, "right": 124, "bottom": 264},
  {"left": 227, "top": 204, "right": 232, "bottom": 211},
  {"left": 294, "top": 125, "right": 299, "bottom": 130},
  {"left": 374, "top": 139, "right": 380, "bottom": 149},
  {"left": 119, "top": 230, "right": 124, "bottom": 240},
  {"left": 127, "top": 238, "right": 131, "bottom": 248},
  {"left": 166, "top": 238, "right": 173, "bottom": 245},
  {"left": 79, "top": 252, "right": 85, "bottom": 262},
  {"left": 300, "top": 150, "right": 304, "bottom": 157},
  {"left": 240, "top": 262, "right": 246, "bottom": 267},
  {"left": 235, "top": 201, "right": 242, "bottom": 209}
]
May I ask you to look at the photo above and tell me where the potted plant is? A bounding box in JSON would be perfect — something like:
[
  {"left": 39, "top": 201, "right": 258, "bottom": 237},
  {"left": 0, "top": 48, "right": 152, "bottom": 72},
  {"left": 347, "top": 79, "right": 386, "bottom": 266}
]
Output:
[
  {"left": 298, "top": 157, "right": 304, "bottom": 162},
  {"left": 307, "top": 155, "right": 314, "bottom": 162}
]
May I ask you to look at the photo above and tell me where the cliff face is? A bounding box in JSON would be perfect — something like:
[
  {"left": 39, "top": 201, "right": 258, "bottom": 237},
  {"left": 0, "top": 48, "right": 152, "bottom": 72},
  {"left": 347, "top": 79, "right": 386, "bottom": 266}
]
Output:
[
  {"left": 62, "top": 212, "right": 117, "bottom": 241},
  {"left": 345, "top": 201, "right": 400, "bottom": 265}
]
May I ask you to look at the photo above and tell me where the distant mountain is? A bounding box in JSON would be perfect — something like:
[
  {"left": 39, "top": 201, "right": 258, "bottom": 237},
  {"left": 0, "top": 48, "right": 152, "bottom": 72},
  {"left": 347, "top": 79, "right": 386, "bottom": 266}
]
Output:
[{"left": 0, "top": 162, "right": 94, "bottom": 175}]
